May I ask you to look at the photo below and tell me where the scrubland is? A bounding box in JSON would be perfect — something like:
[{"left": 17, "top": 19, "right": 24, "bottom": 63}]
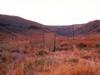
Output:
[{"left": 0, "top": 37, "right": 100, "bottom": 75}]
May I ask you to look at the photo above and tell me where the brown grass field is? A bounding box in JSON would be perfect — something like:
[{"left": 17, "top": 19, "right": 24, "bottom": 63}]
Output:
[{"left": 0, "top": 35, "right": 100, "bottom": 75}]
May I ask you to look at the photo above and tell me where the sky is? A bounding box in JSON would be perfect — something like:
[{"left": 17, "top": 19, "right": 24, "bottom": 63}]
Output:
[{"left": 0, "top": 0, "right": 100, "bottom": 25}]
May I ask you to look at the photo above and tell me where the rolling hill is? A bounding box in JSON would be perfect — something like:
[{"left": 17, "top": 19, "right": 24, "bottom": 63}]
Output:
[
  {"left": 0, "top": 14, "right": 49, "bottom": 42},
  {"left": 74, "top": 20, "right": 100, "bottom": 36},
  {"left": 0, "top": 14, "right": 100, "bottom": 39},
  {"left": 48, "top": 20, "right": 100, "bottom": 37}
]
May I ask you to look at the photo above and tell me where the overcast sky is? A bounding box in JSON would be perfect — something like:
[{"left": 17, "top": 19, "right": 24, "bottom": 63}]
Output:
[{"left": 0, "top": 0, "right": 100, "bottom": 25}]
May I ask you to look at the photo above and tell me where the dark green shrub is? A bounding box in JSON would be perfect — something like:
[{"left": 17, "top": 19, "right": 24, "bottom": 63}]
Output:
[
  {"left": 12, "top": 52, "right": 20, "bottom": 60},
  {"left": 0, "top": 40, "right": 3, "bottom": 44},
  {"left": 0, "top": 49, "right": 3, "bottom": 52},
  {"left": 76, "top": 43, "right": 87, "bottom": 50},
  {"left": 95, "top": 44, "right": 100, "bottom": 53},
  {"left": 22, "top": 50, "right": 28, "bottom": 54},
  {"left": 95, "top": 44, "right": 100, "bottom": 48},
  {"left": 0, "top": 55, "right": 7, "bottom": 62},
  {"left": 11, "top": 48, "right": 20, "bottom": 53},
  {"left": 36, "top": 51, "right": 48, "bottom": 56}
]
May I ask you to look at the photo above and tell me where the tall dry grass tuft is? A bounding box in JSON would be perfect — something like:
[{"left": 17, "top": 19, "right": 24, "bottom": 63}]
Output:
[
  {"left": 50, "top": 63, "right": 69, "bottom": 75},
  {"left": 7, "top": 62, "right": 24, "bottom": 75},
  {"left": 70, "top": 61, "right": 100, "bottom": 75},
  {"left": 1, "top": 55, "right": 100, "bottom": 75}
]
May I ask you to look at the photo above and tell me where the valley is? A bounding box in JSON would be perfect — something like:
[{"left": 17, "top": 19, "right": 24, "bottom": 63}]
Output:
[{"left": 0, "top": 14, "right": 100, "bottom": 75}]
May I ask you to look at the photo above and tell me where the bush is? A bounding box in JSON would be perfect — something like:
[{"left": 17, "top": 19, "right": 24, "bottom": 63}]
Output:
[
  {"left": 36, "top": 51, "right": 48, "bottom": 56},
  {"left": 95, "top": 44, "right": 100, "bottom": 48},
  {"left": 0, "top": 55, "right": 7, "bottom": 62},
  {"left": 0, "top": 40, "right": 3, "bottom": 44},
  {"left": 0, "top": 49, "right": 3, "bottom": 52},
  {"left": 95, "top": 44, "right": 100, "bottom": 53},
  {"left": 11, "top": 48, "right": 20, "bottom": 53},
  {"left": 22, "top": 50, "right": 28, "bottom": 54},
  {"left": 76, "top": 43, "right": 87, "bottom": 50},
  {"left": 11, "top": 52, "right": 20, "bottom": 60}
]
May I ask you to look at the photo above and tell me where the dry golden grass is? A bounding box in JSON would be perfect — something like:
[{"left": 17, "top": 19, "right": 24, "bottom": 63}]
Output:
[
  {"left": 0, "top": 37, "right": 100, "bottom": 75},
  {"left": 0, "top": 49, "right": 99, "bottom": 75},
  {"left": 4, "top": 59, "right": 100, "bottom": 75}
]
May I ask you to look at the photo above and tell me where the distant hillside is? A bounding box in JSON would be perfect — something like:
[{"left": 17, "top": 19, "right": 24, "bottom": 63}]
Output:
[
  {"left": 0, "top": 14, "right": 45, "bottom": 33},
  {"left": 0, "top": 14, "right": 100, "bottom": 39},
  {"left": 47, "top": 24, "right": 83, "bottom": 36},
  {"left": 0, "top": 14, "right": 49, "bottom": 42},
  {"left": 74, "top": 20, "right": 100, "bottom": 36},
  {"left": 48, "top": 20, "right": 100, "bottom": 37}
]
